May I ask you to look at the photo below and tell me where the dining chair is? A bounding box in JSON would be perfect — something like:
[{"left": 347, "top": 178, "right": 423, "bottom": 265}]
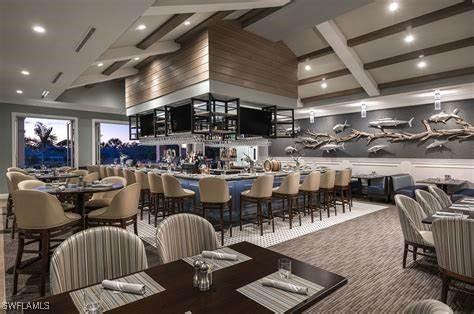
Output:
[
  {"left": 135, "top": 171, "right": 151, "bottom": 220},
  {"left": 432, "top": 218, "right": 474, "bottom": 303},
  {"left": 50, "top": 226, "right": 148, "bottom": 295},
  {"left": 394, "top": 195, "right": 435, "bottom": 268},
  {"left": 113, "top": 166, "right": 123, "bottom": 177},
  {"left": 123, "top": 168, "right": 136, "bottom": 186},
  {"left": 415, "top": 189, "right": 443, "bottom": 216},
  {"left": 428, "top": 185, "right": 452, "bottom": 208},
  {"left": 319, "top": 170, "right": 337, "bottom": 217},
  {"left": 155, "top": 213, "right": 219, "bottom": 264},
  {"left": 272, "top": 172, "right": 301, "bottom": 229},
  {"left": 86, "top": 165, "right": 100, "bottom": 175},
  {"left": 12, "top": 189, "right": 81, "bottom": 296},
  {"left": 161, "top": 174, "right": 196, "bottom": 214},
  {"left": 86, "top": 183, "right": 141, "bottom": 234},
  {"left": 85, "top": 176, "right": 126, "bottom": 209},
  {"left": 334, "top": 169, "right": 352, "bottom": 213},
  {"left": 402, "top": 299, "right": 453, "bottom": 314},
  {"left": 83, "top": 171, "right": 99, "bottom": 184},
  {"left": 18, "top": 179, "right": 45, "bottom": 190},
  {"left": 57, "top": 166, "right": 74, "bottom": 173},
  {"left": 105, "top": 166, "right": 115, "bottom": 177},
  {"left": 7, "top": 167, "right": 29, "bottom": 174},
  {"left": 5, "top": 172, "right": 36, "bottom": 238},
  {"left": 67, "top": 169, "right": 89, "bottom": 184},
  {"left": 240, "top": 175, "right": 274, "bottom": 236},
  {"left": 299, "top": 171, "right": 321, "bottom": 222},
  {"left": 99, "top": 165, "right": 107, "bottom": 179},
  {"left": 199, "top": 177, "right": 232, "bottom": 245},
  {"left": 148, "top": 172, "right": 165, "bottom": 226}
]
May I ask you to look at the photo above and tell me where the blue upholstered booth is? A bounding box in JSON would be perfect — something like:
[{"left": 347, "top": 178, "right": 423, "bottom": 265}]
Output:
[
  {"left": 452, "top": 188, "right": 474, "bottom": 202},
  {"left": 391, "top": 174, "right": 428, "bottom": 199}
]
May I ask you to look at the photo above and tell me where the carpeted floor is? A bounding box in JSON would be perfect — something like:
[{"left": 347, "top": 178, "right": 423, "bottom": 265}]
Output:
[{"left": 1, "top": 200, "right": 473, "bottom": 312}]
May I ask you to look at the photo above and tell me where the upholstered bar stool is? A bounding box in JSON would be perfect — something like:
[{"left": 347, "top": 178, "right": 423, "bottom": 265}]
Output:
[
  {"left": 86, "top": 165, "right": 100, "bottom": 175},
  {"left": 99, "top": 165, "right": 107, "bottom": 179},
  {"left": 161, "top": 174, "right": 196, "bottom": 215},
  {"left": 199, "top": 177, "right": 232, "bottom": 245},
  {"left": 85, "top": 176, "right": 126, "bottom": 210},
  {"left": 135, "top": 171, "right": 151, "bottom": 220},
  {"left": 113, "top": 166, "right": 123, "bottom": 177},
  {"left": 12, "top": 190, "right": 81, "bottom": 296},
  {"left": 5, "top": 172, "right": 36, "bottom": 238},
  {"left": 148, "top": 172, "right": 165, "bottom": 226},
  {"left": 240, "top": 175, "right": 274, "bottom": 236},
  {"left": 299, "top": 171, "right": 321, "bottom": 222},
  {"left": 105, "top": 166, "right": 115, "bottom": 177},
  {"left": 334, "top": 169, "right": 352, "bottom": 213},
  {"left": 272, "top": 172, "right": 301, "bottom": 229},
  {"left": 319, "top": 170, "right": 337, "bottom": 217},
  {"left": 123, "top": 168, "right": 136, "bottom": 186}
]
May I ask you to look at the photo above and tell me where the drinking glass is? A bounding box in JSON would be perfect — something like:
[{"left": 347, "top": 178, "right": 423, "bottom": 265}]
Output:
[
  {"left": 278, "top": 258, "right": 292, "bottom": 279},
  {"left": 83, "top": 289, "right": 103, "bottom": 314}
]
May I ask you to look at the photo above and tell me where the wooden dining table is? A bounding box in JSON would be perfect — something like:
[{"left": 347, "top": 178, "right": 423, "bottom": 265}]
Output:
[
  {"left": 33, "top": 172, "right": 80, "bottom": 182},
  {"left": 37, "top": 242, "right": 347, "bottom": 313}
]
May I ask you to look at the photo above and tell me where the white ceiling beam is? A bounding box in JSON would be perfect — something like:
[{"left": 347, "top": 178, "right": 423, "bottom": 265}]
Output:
[
  {"left": 97, "top": 40, "right": 180, "bottom": 63},
  {"left": 145, "top": 0, "right": 290, "bottom": 15},
  {"left": 316, "top": 20, "right": 379, "bottom": 96},
  {"left": 70, "top": 68, "right": 138, "bottom": 89}
]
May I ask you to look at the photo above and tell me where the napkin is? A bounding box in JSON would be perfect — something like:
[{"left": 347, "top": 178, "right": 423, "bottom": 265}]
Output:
[
  {"left": 202, "top": 250, "right": 238, "bottom": 261},
  {"left": 261, "top": 278, "right": 308, "bottom": 295},
  {"left": 102, "top": 280, "right": 146, "bottom": 295},
  {"left": 460, "top": 200, "right": 474, "bottom": 204},
  {"left": 436, "top": 211, "right": 462, "bottom": 216}
]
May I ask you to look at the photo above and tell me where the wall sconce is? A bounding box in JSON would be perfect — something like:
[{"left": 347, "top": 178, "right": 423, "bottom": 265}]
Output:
[{"left": 361, "top": 103, "right": 367, "bottom": 118}]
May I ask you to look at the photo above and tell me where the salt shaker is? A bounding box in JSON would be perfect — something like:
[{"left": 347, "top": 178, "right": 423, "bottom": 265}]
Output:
[
  {"left": 193, "top": 260, "right": 203, "bottom": 288},
  {"left": 199, "top": 263, "right": 210, "bottom": 291}
]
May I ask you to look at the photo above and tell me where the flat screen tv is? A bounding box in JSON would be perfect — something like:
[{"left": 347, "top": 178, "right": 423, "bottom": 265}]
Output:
[
  {"left": 140, "top": 113, "right": 154, "bottom": 137},
  {"left": 239, "top": 107, "right": 272, "bottom": 136},
  {"left": 170, "top": 104, "right": 191, "bottom": 133}
]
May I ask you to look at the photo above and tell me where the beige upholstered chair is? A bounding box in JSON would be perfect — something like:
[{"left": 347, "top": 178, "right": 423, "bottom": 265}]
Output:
[
  {"left": 113, "top": 166, "right": 123, "bottom": 177},
  {"left": 148, "top": 172, "right": 165, "bottom": 226},
  {"left": 155, "top": 213, "right": 219, "bottom": 264},
  {"left": 86, "top": 165, "right": 100, "bottom": 174},
  {"left": 5, "top": 172, "right": 36, "bottom": 238},
  {"left": 50, "top": 226, "right": 148, "bottom": 295},
  {"left": 240, "top": 175, "right": 275, "bottom": 236},
  {"left": 334, "top": 169, "right": 352, "bottom": 213},
  {"left": 57, "top": 166, "right": 74, "bottom": 172},
  {"left": 272, "top": 172, "right": 301, "bottom": 229},
  {"left": 67, "top": 169, "right": 89, "bottom": 184},
  {"left": 99, "top": 165, "right": 107, "bottom": 179},
  {"left": 320, "top": 170, "right": 337, "bottom": 217},
  {"left": 7, "top": 167, "right": 28, "bottom": 174},
  {"left": 299, "top": 171, "right": 321, "bottom": 222},
  {"left": 105, "top": 166, "right": 115, "bottom": 177},
  {"left": 123, "top": 168, "right": 136, "bottom": 186},
  {"left": 85, "top": 176, "right": 126, "bottom": 209},
  {"left": 162, "top": 174, "right": 196, "bottom": 214},
  {"left": 135, "top": 171, "right": 151, "bottom": 220},
  {"left": 403, "top": 299, "right": 453, "bottom": 314},
  {"left": 12, "top": 189, "right": 81, "bottom": 296},
  {"left": 83, "top": 171, "right": 99, "bottom": 184},
  {"left": 87, "top": 183, "right": 141, "bottom": 234},
  {"left": 18, "top": 179, "right": 45, "bottom": 190},
  {"left": 428, "top": 185, "right": 452, "bottom": 208},
  {"left": 415, "top": 189, "right": 443, "bottom": 216},
  {"left": 199, "top": 177, "right": 232, "bottom": 245},
  {"left": 433, "top": 218, "right": 474, "bottom": 303},
  {"left": 395, "top": 195, "right": 435, "bottom": 268}
]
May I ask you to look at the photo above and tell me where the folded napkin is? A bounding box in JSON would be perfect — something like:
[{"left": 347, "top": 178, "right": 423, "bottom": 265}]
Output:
[
  {"left": 92, "top": 183, "right": 113, "bottom": 188},
  {"left": 261, "top": 278, "right": 308, "bottom": 295},
  {"left": 202, "top": 250, "right": 238, "bottom": 261},
  {"left": 463, "top": 197, "right": 474, "bottom": 201},
  {"left": 436, "top": 211, "right": 462, "bottom": 216},
  {"left": 102, "top": 280, "right": 146, "bottom": 295},
  {"left": 460, "top": 200, "right": 474, "bottom": 204}
]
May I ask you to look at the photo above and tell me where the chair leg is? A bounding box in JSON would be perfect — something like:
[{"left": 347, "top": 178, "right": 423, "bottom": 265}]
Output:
[
  {"left": 402, "top": 242, "right": 408, "bottom": 268},
  {"left": 257, "top": 201, "right": 263, "bottom": 236},
  {"left": 288, "top": 196, "right": 293, "bottom": 229},
  {"left": 40, "top": 231, "right": 49, "bottom": 297},
  {"left": 239, "top": 196, "right": 243, "bottom": 231},
  {"left": 134, "top": 216, "right": 138, "bottom": 235},
  {"left": 228, "top": 201, "right": 233, "bottom": 237},
  {"left": 140, "top": 190, "right": 144, "bottom": 220},
  {"left": 309, "top": 193, "right": 314, "bottom": 223},
  {"left": 148, "top": 193, "right": 153, "bottom": 224},
  {"left": 13, "top": 234, "right": 25, "bottom": 295},
  {"left": 341, "top": 188, "right": 345, "bottom": 213},
  {"left": 413, "top": 246, "right": 417, "bottom": 262},
  {"left": 269, "top": 200, "right": 275, "bottom": 233},
  {"left": 220, "top": 204, "right": 224, "bottom": 246},
  {"left": 440, "top": 272, "right": 450, "bottom": 303}
]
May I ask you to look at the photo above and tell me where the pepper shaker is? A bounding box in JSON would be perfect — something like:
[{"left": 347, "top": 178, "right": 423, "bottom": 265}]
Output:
[
  {"left": 199, "top": 263, "right": 210, "bottom": 291},
  {"left": 193, "top": 260, "right": 203, "bottom": 288}
]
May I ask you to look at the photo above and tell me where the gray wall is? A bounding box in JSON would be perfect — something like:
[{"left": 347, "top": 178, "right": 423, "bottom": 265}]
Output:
[
  {"left": 0, "top": 102, "right": 127, "bottom": 194},
  {"left": 270, "top": 99, "right": 474, "bottom": 159}
]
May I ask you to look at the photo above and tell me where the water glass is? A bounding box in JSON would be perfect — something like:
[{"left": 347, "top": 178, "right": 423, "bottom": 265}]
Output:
[
  {"left": 83, "top": 290, "right": 103, "bottom": 314},
  {"left": 278, "top": 258, "right": 292, "bottom": 279}
]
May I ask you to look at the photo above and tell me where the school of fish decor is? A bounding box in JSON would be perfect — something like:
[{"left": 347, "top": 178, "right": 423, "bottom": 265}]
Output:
[{"left": 296, "top": 108, "right": 473, "bottom": 153}]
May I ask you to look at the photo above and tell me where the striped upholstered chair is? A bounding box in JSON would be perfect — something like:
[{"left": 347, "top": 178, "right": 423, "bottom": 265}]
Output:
[
  {"left": 395, "top": 195, "right": 435, "bottom": 268},
  {"left": 415, "top": 189, "right": 443, "bottom": 216},
  {"left": 50, "top": 226, "right": 148, "bottom": 295},
  {"left": 155, "top": 213, "right": 219, "bottom": 264},
  {"left": 403, "top": 299, "right": 453, "bottom": 314},
  {"left": 432, "top": 218, "right": 474, "bottom": 303},
  {"left": 428, "top": 185, "right": 452, "bottom": 208}
]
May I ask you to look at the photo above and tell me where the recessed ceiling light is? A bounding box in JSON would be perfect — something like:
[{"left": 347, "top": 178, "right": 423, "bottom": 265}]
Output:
[
  {"left": 134, "top": 57, "right": 140, "bottom": 61},
  {"left": 388, "top": 2, "right": 399, "bottom": 12},
  {"left": 404, "top": 34, "right": 415, "bottom": 43},
  {"left": 136, "top": 24, "right": 146, "bottom": 31},
  {"left": 304, "top": 64, "right": 311, "bottom": 71},
  {"left": 183, "top": 20, "right": 191, "bottom": 26},
  {"left": 417, "top": 60, "right": 427, "bottom": 68},
  {"left": 21, "top": 70, "right": 30, "bottom": 76},
  {"left": 97, "top": 63, "right": 104, "bottom": 67},
  {"left": 16, "top": 90, "right": 23, "bottom": 94},
  {"left": 32, "top": 25, "right": 46, "bottom": 34}
]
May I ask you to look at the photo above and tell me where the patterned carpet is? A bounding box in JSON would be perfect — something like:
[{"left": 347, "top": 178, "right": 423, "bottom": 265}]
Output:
[{"left": 1, "top": 200, "right": 473, "bottom": 312}]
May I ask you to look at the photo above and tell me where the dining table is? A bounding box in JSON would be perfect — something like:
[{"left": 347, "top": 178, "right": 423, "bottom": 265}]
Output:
[
  {"left": 37, "top": 241, "right": 347, "bottom": 313},
  {"left": 416, "top": 178, "right": 467, "bottom": 193},
  {"left": 422, "top": 197, "right": 474, "bottom": 225},
  {"left": 33, "top": 172, "right": 80, "bottom": 182}
]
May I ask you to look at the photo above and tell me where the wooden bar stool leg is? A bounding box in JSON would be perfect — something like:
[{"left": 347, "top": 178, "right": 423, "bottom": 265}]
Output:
[
  {"left": 309, "top": 192, "right": 314, "bottom": 223},
  {"left": 239, "top": 196, "right": 243, "bottom": 231},
  {"left": 341, "top": 188, "right": 346, "bottom": 213},
  {"left": 288, "top": 196, "right": 293, "bottom": 229},
  {"left": 229, "top": 201, "right": 233, "bottom": 237},
  {"left": 257, "top": 201, "right": 263, "bottom": 236},
  {"left": 13, "top": 233, "right": 25, "bottom": 295},
  {"left": 281, "top": 199, "right": 285, "bottom": 221},
  {"left": 134, "top": 216, "right": 138, "bottom": 235},
  {"left": 269, "top": 200, "right": 275, "bottom": 233},
  {"left": 220, "top": 204, "right": 224, "bottom": 246}
]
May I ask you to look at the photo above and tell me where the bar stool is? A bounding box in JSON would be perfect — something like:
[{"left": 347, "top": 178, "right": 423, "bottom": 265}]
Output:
[
  {"left": 12, "top": 190, "right": 81, "bottom": 296},
  {"left": 299, "top": 171, "right": 321, "bottom": 222},
  {"left": 240, "top": 175, "right": 274, "bottom": 236},
  {"left": 105, "top": 166, "right": 115, "bottom": 177},
  {"left": 334, "top": 169, "right": 352, "bottom": 213},
  {"left": 199, "top": 177, "right": 232, "bottom": 245},
  {"left": 99, "top": 165, "right": 107, "bottom": 179},
  {"left": 272, "top": 172, "right": 301, "bottom": 229},
  {"left": 123, "top": 169, "right": 136, "bottom": 186},
  {"left": 135, "top": 171, "right": 151, "bottom": 220},
  {"left": 320, "top": 170, "right": 336, "bottom": 217},
  {"left": 161, "top": 174, "right": 196, "bottom": 214},
  {"left": 148, "top": 172, "right": 165, "bottom": 226},
  {"left": 113, "top": 166, "right": 123, "bottom": 177}
]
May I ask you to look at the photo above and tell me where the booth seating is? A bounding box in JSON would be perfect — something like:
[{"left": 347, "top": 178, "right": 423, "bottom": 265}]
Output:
[
  {"left": 392, "top": 174, "right": 428, "bottom": 199},
  {"left": 367, "top": 177, "right": 390, "bottom": 202},
  {"left": 451, "top": 188, "right": 474, "bottom": 202}
]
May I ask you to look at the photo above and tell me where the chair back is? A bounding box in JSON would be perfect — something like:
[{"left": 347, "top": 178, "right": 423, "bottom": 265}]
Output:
[
  {"left": 113, "top": 166, "right": 123, "bottom": 177},
  {"left": 12, "top": 190, "right": 70, "bottom": 230},
  {"left": 5, "top": 172, "right": 36, "bottom": 192},
  {"left": 320, "top": 170, "right": 336, "bottom": 189},
  {"left": 83, "top": 172, "right": 99, "bottom": 184},
  {"left": 395, "top": 195, "right": 430, "bottom": 245},
  {"left": 18, "top": 180, "right": 45, "bottom": 190},
  {"left": 199, "top": 177, "right": 230, "bottom": 203},
  {"left": 402, "top": 299, "right": 453, "bottom": 314},
  {"left": 415, "top": 189, "right": 443, "bottom": 216},
  {"left": 135, "top": 171, "right": 150, "bottom": 190},
  {"left": 335, "top": 169, "right": 351, "bottom": 187},
  {"left": 86, "top": 165, "right": 100, "bottom": 174},
  {"left": 90, "top": 176, "right": 126, "bottom": 200},
  {"left": 104, "top": 183, "right": 141, "bottom": 219},
  {"left": 50, "top": 226, "right": 148, "bottom": 295},
  {"left": 7, "top": 167, "right": 28, "bottom": 174},
  {"left": 57, "top": 166, "right": 74, "bottom": 172},
  {"left": 105, "top": 167, "right": 115, "bottom": 177},
  {"left": 162, "top": 174, "right": 187, "bottom": 197},
  {"left": 123, "top": 169, "right": 136, "bottom": 186},
  {"left": 392, "top": 174, "right": 414, "bottom": 191},
  {"left": 148, "top": 173, "right": 164, "bottom": 194},
  {"left": 99, "top": 165, "right": 107, "bottom": 179},
  {"left": 67, "top": 169, "right": 89, "bottom": 184},
  {"left": 247, "top": 175, "right": 274, "bottom": 198},
  {"left": 274, "top": 172, "right": 300, "bottom": 195},
  {"left": 300, "top": 171, "right": 321, "bottom": 192},
  {"left": 428, "top": 185, "right": 452, "bottom": 208},
  {"left": 155, "top": 213, "right": 218, "bottom": 264}
]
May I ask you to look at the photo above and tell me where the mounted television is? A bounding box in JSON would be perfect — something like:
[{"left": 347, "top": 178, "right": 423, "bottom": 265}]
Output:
[
  {"left": 170, "top": 104, "right": 191, "bottom": 133},
  {"left": 239, "top": 107, "right": 272, "bottom": 136},
  {"left": 139, "top": 113, "right": 154, "bottom": 137}
]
